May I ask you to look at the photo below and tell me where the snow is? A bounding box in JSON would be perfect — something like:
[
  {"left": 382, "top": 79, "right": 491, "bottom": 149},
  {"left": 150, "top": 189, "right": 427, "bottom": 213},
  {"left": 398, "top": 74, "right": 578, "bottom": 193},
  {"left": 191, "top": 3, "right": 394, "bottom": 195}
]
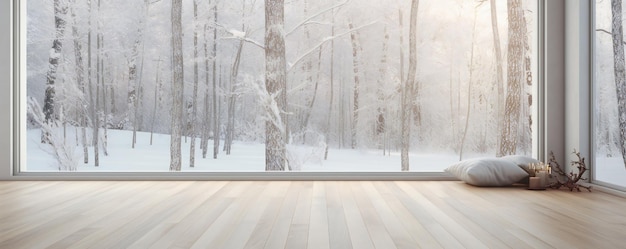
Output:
[
  {"left": 25, "top": 128, "right": 486, "bottom": 172},
  {"left": 595, "top": 157, "right": 626, "bottom": 187},
  {"left": 228, "top": 29, "right": 246, "bottom": 39}
]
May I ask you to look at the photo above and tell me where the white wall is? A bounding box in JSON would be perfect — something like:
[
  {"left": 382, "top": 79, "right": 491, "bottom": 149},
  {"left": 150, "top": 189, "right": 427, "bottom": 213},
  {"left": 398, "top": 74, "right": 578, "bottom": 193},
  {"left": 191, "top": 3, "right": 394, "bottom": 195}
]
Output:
[
  {"left": 0, "top": 1, "right": 12, "bottom": 180},
  {"left": 565, "top": 0, "right": 591, "bottom": 177},
  {"left": 545, "top": 0, "right": 566, "bottom": 165}
]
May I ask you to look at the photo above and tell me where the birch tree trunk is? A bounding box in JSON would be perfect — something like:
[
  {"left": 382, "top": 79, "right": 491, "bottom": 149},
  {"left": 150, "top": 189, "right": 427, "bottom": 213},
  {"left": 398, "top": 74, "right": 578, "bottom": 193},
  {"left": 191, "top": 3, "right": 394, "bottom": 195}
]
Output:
[
  {"left": 70, "top": 5, "right": 88, "bottom": 163},
  {"left": 201, "top": 24, "right": 210, "bottom": 158},
  {"left": 100, "top": 34, "right": 108, "bottom": 156},
  {"left": 490, "top": 0, "right": 505, "bottom": 152},
  {"left": 301, "top": 47, "right": 323, "bottom": 144},
  {"left": 459, "top": 6, "right": 478, "bottom": 161},
  {"left": 401, "top": 0, "right": 419, "bottom": 171},
  {"left": 189, "top": 0, "right": 199, "bottom": 167},
  {"left": 150, "top": 58, "right": 162, "bottom": 145},
  {"left": 128, "top": 1, "right": 147, "bottom": 148},
  {"left": 42, "top": 0, "right": 68, "bottom": 143},
  {"left": 299, "top": 0, "right": 313, "bottom": 143},
  {"left": 92, "top": 0, "right": 104, "bottom": 166},
  {"left": 324, "top": 10, "right": 335, "bottom": 160},
  {"left": 264, "top": 0, "right": 287, "bottom": 171},
  {"left": 348, "top": 22, "right": 362, "bottom": 149},
  {"left": 170, "top": 0, "right": 184, "bottom": 171},
  {"left": 84, "top": 0, "right": 100, "bottom": 166},
  {"left": 611, "top": 0, "right": 626, "bottom": 168},
  {"left": 224, "top": 10, "right": 246, "bottom": 155},
  {"left": 498, "top": 0, "right": 524, "bottom": 156},
  {"left": 213, "top": 4, "right": 220, "bottom": 159},
  {"left": 377, "top": 26, "right": 389, "bottom": 154}
]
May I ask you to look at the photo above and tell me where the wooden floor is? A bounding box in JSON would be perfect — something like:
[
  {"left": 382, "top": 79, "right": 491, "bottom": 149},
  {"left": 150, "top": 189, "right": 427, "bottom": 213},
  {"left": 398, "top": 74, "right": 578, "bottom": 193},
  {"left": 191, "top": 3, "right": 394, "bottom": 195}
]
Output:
[{"left": 0, "top": 181, "right": 624, "bottom": 249}]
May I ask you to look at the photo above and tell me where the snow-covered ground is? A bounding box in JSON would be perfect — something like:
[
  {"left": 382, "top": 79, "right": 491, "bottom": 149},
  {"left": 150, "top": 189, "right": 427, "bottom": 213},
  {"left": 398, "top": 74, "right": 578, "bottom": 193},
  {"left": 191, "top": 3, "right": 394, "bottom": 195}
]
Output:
[
  {"left": 594, "top": 157, "right": 626, "bottom": 187},
  {"left": 25, "top": 128, "right": 626, "bottom": 185},
  {"left": 25, "top": 128, "right": 494, "bottom": 172}
]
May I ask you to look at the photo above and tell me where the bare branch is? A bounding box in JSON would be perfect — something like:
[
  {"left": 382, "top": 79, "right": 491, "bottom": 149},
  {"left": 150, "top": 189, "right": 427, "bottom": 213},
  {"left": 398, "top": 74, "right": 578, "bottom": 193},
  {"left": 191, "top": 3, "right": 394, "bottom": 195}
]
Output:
[
  {"left": 221, "top": 36, "right": 265, "bottom": 49},
  {"left": 215, "top": 22, "right": 266, "bottom": 49},
  {"left": 285, "top": 0, "right": 350, "bottom": 37},
  {"left": 596, "top": 28, "right": 626, "bottom": 46},
  {"left": 288, "top": 21, "right": 378, "bottom": 72}
]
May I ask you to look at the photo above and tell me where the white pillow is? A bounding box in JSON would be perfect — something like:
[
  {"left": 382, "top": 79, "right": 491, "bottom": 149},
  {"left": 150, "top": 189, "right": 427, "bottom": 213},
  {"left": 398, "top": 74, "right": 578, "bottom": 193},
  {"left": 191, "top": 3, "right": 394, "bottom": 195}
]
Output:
[
  {"left": 500, "top": 155, "right": 540, "bottom": 175},
  {"left": 445, "top": 158, "right": 529, "bottom": 186}
]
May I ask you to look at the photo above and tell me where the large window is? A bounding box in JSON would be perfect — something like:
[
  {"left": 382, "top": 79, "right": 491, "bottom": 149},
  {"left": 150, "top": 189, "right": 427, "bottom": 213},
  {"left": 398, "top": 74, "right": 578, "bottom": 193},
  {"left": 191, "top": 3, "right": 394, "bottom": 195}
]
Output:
[
  {"left": 594, "top": 0, "right": 626, "bottom": 188},
  {"left": 23, "top": 0, "right": 539, "bottom": 172}
]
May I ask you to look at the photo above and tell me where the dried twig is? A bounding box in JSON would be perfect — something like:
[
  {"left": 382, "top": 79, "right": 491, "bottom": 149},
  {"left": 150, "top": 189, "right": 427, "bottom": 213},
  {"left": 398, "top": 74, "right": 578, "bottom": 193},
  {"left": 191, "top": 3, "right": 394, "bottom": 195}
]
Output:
[{"left": 548, "top": 150, "right": 592, "bottom": 192}]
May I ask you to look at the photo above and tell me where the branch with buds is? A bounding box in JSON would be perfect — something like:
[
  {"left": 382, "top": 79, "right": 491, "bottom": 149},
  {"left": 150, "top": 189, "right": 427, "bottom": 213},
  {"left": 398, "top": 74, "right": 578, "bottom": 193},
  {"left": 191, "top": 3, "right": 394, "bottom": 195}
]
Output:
[{"left": 547, "top": 150, "right": 592, "bottom": 192}]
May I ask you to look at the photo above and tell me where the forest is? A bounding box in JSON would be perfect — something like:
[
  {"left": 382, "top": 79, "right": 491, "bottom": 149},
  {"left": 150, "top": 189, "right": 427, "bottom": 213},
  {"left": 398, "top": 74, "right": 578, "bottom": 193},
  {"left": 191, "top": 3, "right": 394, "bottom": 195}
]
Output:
[
  {"left": 26, "top": 0, "right": 540, "bottom": 172},
  {"left": 594, "top": 0, "right": 626, "bottom": 187}
]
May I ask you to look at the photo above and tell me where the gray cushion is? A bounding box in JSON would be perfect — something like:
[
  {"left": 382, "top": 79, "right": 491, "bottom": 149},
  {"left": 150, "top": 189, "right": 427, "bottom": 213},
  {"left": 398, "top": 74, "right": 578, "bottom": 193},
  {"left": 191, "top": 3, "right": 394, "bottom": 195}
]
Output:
[
  {"left": 445, "top": 158, "right": 530, "bottom": 186},
  {"left": 500, "top": 155, "right": 541, "bottom": 175}
]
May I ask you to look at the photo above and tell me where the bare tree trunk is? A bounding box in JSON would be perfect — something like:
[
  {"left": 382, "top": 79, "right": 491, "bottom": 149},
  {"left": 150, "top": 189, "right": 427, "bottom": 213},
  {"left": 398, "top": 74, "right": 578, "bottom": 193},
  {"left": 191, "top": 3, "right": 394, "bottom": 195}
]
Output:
[
  {"left": 339, "top": 73, "right": 345, "bottom": 148},
  {"left": 85, "top": 0, "right": 100, "bottom": 167},
  {"left": 170, "top": 0, "right": 184, "bottom": 171},
  {"left": 224, "top": 92, "right": 235, "bottom": 155},
  {"left": 298, "top": 0, "right": 313, "bottom": 143},
  {"left": 611, "top": 0, "right": 626, "bottom": 168},
  {"left": 324, "top": 10, "right": 335, "bottom": 160},
  {"left": 348, "top": 22, "right": 362, "bottom": 149},
  {"left": 189, "top": 0, "right": 199, "bottom": 167},
  {"left": 459, "top": 7, "right": 478, "bottom": 161},
  {"left": 110, "top": 83, "right": 116, "bottom": 114},
  {"left": 301, "top": 46, "right": 323, "bottom": 144},
  {"left": 70, "top": 5, "right": 88, "bottom": 163},
  {"left": 128, "top": 2, "right": 147, "bottom": 148},
  {"left": 42, "top": 0, "right": 68, "bottom": 143},
  {"left": 150, "top": 58, "right": 162, "bottom": 145},
  {"left": 499, "top": 0, "right": 524, "bottom": 156},
  {"left": 449, "top": 54, "right": 458, "bottom": 151},
  {"left": 264, "top": 0, "right": 287, "bottom": 171},
  {"left": 93, "top": 0, "right": 104, "bottom": 166},
  {"left": 490, "top": 0, "right": 505, "bottom": 152},
  {"left": 398, "top": 8, "right": 405, "bottom": 155},
  {"left": 201, "top": 24, "right": 210, "bottom": 158},
  {"left": 377, "top": 26, "right": 389, "bottom": 155},
  {"left": 212, "top": 5, "right": 220, "bottom": 159},
  {"left": 224, "top": 34, "right": 245, "bottom": 155},
  {"left": 133, "top": 40, "right": 147, "bottom": 148},
  {"left": 401, "top": 0, "right": 419, "bottom": 171},
  {"left": 99, "top": 23, "right": 108, "bottom": 157}
]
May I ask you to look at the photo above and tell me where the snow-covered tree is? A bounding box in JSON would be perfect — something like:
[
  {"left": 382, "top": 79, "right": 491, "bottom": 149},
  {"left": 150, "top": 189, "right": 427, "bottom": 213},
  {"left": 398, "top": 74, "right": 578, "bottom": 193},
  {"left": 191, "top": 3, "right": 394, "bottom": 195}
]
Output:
[
  {"left": 189, "top": 0, "right": 200, "bottom": 167},
  {"left": 401, "top": 0, "right": 419, "bottom": 171},
  {"left": 490, "top": 0, "right": 505, "bottom": 151},
  {"left": 29, "top": 98, "right": 80, "bottom": 171},
  {"left": 499, "top": 0, "right": 524, "bottom": 157},
  {"left": 170, "top": 0, "right": 184, "bottom": 171},
  {"left": 42, "top": 0, "right": 69, "bottom": 143},
  {"left": 264, "top": 0, "right": 287, "bottom": 171},
  {"left": 611, "top": 0, "right": 626, "bottom": 168}
]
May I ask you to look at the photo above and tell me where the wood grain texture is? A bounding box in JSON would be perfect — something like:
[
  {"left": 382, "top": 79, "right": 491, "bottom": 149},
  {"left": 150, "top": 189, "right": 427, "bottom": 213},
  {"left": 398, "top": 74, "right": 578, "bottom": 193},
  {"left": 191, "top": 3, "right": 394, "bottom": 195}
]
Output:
[{"left": 0, "top": 181, "right": 623, "bottom": 249}]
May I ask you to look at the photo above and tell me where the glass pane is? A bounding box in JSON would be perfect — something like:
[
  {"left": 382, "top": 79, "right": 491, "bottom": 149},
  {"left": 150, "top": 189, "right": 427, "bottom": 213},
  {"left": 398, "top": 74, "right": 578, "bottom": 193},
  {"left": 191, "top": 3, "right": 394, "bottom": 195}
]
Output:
[
  {"left": 594, "top": 0, "right": 626, "bottom": 187},
  {"left": 24, "top": 0, "right": 538, "bottom": 172}
]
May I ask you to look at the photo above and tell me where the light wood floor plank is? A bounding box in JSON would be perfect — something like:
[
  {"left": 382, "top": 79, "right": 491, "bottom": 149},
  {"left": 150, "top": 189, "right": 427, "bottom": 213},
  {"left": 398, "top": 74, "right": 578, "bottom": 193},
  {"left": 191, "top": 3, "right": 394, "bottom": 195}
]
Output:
[
  {"left": 0, "top": 181, "right": 623, "bottom": 249},
  {"left": 307, "top": 181, "right": 331, "bottom": 249},
  {"left": 284, "top": 181, "right": 313, "bottom": 249},
  {"left": 361, "top": 181, "right": 419, "bottom": 249},
  {"left": 351, "top": 182, "right": 398, "bottom": 249},
  {"left": 339, "top": 181, "right": 376, "bottom": 249},
  {"left": 189, "top": 181, "right": 268, "bottom": 248},
  {"left": 325, "top": 182, "right": 353, "bottom": 249},
  {"left": 261, "top": 182, "right": 299, "bottom": 249},
  {"left": 374, "top": 181, "right": 443, "bottom": 249}
]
